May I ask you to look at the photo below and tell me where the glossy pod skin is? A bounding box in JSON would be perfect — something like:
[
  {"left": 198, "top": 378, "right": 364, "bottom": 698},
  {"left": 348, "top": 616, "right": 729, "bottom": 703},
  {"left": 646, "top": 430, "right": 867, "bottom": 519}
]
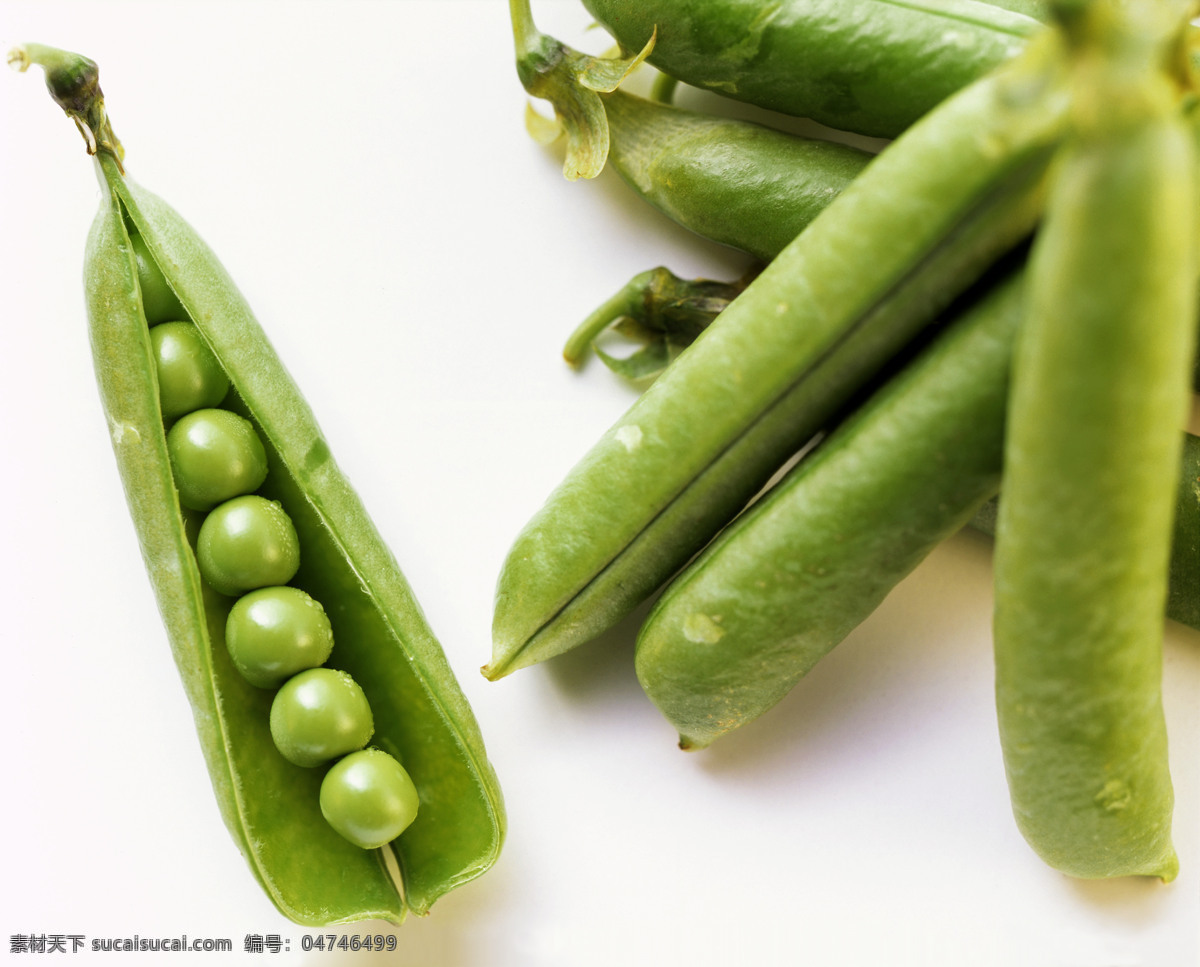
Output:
[
  {"left": 601, "top": 90, "right": 873, "bottom": 262},
  {"left": 22, "top": 45, "right": 505, "bottom": 920},
  {"left": 992, "top": 2, "right": 1195, "bottom": 880},
  {"left": 486, "top": 34, "right": 1070, "bottom": 678},
  {"left": 634, "top": 258, "right": 1199, "bottom": 750},
  {"left": 581, "top": 0, "right": 1043, "bottom": 138},
  {"left": 635, "top": 270, "right": 1024, "bottom": 750}
]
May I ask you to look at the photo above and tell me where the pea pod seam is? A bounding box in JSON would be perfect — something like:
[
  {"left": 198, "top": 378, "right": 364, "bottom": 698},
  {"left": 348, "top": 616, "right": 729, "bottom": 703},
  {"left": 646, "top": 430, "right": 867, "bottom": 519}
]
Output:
[{"left": 488, "top": 32, "right": 1071, "bottom": 678}]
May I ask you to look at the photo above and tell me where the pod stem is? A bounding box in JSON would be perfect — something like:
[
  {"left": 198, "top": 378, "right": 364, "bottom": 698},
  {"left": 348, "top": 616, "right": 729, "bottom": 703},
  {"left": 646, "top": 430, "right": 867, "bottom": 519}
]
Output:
[
  {"left": 563, "top": 266, "right": 755, "bottom": 380},
  {"left": 648, "top": 71, "right": 679, "bottom": 105},
  {"left": 508, "top": 0, "right": 654, "bottom": 179},
  {"left": 8, "top": 43, "right": 125, "bottom": 171}
]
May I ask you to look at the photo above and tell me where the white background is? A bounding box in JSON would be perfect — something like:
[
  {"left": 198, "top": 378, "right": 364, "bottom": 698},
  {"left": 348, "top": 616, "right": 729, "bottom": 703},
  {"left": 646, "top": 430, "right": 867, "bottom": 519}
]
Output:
[{"left": 2, "top": 2, "right": 1198, "bottom": 965}]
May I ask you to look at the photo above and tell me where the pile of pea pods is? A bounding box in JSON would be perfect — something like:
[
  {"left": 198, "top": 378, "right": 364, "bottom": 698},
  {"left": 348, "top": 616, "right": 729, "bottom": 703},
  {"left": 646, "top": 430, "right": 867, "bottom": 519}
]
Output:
[
  {"left": 11, "top": 44, "right": 504, "bottom": 926},
  {"left": 491, "top": 0, "right": 1200, "bottom": 882}
]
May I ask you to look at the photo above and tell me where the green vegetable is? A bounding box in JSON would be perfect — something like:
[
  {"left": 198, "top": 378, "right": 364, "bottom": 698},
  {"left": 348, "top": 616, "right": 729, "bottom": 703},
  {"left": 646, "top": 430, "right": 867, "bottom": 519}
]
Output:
[
  {"left": 972, "top": 431, "right": 1200, "bottom": 633},
  {"left": 488, "top": 32, "right": 1070, "bottom": 678},
  {"left": 226, "top": 586, "right": 336, "bottom": 689},
  {"left": 149, "top": 321, "right": 230, "bottom": 421},
  {"left": 513, "top": 0, "right": 873, "bottom": 210},
  {"left": 983, "top": 0, "right": 1052, "bottom": 20},
  {"left": 196, "top": 495, "right": 302, "bottom": 597},
  {"left": 992, "top": 1, "right": 1194, "bottom": 880},
  {"left": 321, "top": 749, "right": 421, "bottom": 851},
  {"left": 14, "top": 42, "right": 503, "bottom": 924},
  {"left": 602, "top": 90, "right": 873, "bottom": 262},
  {"left": 580, "top": 0, "right": 1045, "bottom": 137},
  {"left": 130, "top": 228, "right": 186, "bottom": 323},
  {"left": 636, "top": 268, "right": 1024, "bottom": 749},
  {"left": 270, "top": 668, "right": 375, "bottom": 768},
  {"left": 166, "top": 408, "right": 269, "bottom": 511}
]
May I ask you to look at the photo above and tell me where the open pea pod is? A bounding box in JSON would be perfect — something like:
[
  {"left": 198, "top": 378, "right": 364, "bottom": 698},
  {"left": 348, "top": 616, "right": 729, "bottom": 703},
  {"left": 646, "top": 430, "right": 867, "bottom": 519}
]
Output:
[{"left": 19, "top": 44, "right": 504, "bottom": 925}]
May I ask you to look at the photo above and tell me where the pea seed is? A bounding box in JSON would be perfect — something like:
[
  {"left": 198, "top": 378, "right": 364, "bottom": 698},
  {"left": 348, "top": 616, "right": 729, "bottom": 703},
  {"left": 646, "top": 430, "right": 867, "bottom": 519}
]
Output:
[
  {"left": 270, "top": 668, "right": 374, "bottom": 768},
  {"left": 196, "top": 495, "right": 300, "bottom": 596},
  {"left": 166, "top": 408, "right": 268, "bottom": 511},
  {"left": 130, "top": 229, "right": 186, "bottom": 324},
  {"left": 150, "top": 321, "right": 230, "bottom": 420},
  {"left": 226, "top": 586, "right": 335, "bottom": 689},
  {"left": 320, "top": 749, "right": 420, "bottom": 850}
]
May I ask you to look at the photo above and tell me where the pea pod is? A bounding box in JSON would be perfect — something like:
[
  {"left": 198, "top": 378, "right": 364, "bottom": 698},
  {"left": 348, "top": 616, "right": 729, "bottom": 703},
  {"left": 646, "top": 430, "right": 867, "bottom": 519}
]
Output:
[
  {"left": 17, "top": 44, "right": 504, "bottom": 924},
  {"left": 636, "top": 268, "right": 1024, "bottom": 749},
  {"left": 632, "top": 247, "right": 1199, "bottom": 752},
  {"left": 572, "top": 271, "right": 1200, "bottom": 631},
  {"left": 982, "top": 0, "right": 1052, "bottom": 20},
  {"left": 525, "top": 9, "right": 912, "bottom": 254},
  {"left": 992, "top": 2, "right": 1195, "bottom": 880},
  {"left": 601, "top": 90, "right": 874, "bottom": 262},
  {"left": 972, "top": 432, "right": 1200, "bottom": 633},
  {"left": 580, "top": 0, "right": 1045, "bottom": 137},
  {"left": 512, "top": 0, "right": 873, "bottom": 199},
  {"left": 487, "top": 33, "right": 1071, "bottom": 678}
]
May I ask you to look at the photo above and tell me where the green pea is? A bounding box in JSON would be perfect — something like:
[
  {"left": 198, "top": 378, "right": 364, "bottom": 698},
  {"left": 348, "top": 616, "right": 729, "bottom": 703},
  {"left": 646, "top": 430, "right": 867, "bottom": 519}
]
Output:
[
  {"left": 320, "top": 749, "right": 420, "bottom": 850},
  {"left": 270, "top": 668, "right": 374, "bottom": 768},
  {"left": 196, "top": 495, "right": 300, "bottom": 596},
  {"left": 226, "top": 586, "right": 335, "bottom": 689},
  {"left": 150, "top": 321, "right": 230, "bottom": 420},
  {"left": 166, "top": 408, "right": 268, "bottom": 511},
  {"left": 130, "top": 228, "right": 186, "bottom": 324}
]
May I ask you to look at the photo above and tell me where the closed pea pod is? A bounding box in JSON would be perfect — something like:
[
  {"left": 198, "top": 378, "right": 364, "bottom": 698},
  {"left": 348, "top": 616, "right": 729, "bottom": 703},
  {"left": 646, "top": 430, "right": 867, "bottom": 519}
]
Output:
[
  {"left": 972, "top": 431, "right": 1200, "bottom": 634},
  {"left": 518, "top": 4, "right": 1200, "bottom": 669},
  {"left": 553, "top": 88, "right": 872, "bottom": 374},
  {"left": 487, "top": 30, "right": 1071, "bottom": 677},
  {"left": 633, "top": 249, "right": 1197, "bottom": 752},
  {"left": 508, "top": 2, "right": 872, "bottom": 375},
  {"left": 549, "top": 50, "right": 1200, "bottom": 625},
  {"left": 599, "top": 92, "right": 872, "bottom": 262},
  {"left": 512, "top": 0, "right": 876, "bottom": 203},
  {"left": 580, "top": 0, "right": 1044, "bottom": 137},
  {"left": 992, "top": 1, "right": 1195, "bottom": 880},
  {"left": 636, "top": 268, "right": 1025, "bottom": 749},
  {"left": 14, "top": 44, "right": 503, "bottom": 924}
]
